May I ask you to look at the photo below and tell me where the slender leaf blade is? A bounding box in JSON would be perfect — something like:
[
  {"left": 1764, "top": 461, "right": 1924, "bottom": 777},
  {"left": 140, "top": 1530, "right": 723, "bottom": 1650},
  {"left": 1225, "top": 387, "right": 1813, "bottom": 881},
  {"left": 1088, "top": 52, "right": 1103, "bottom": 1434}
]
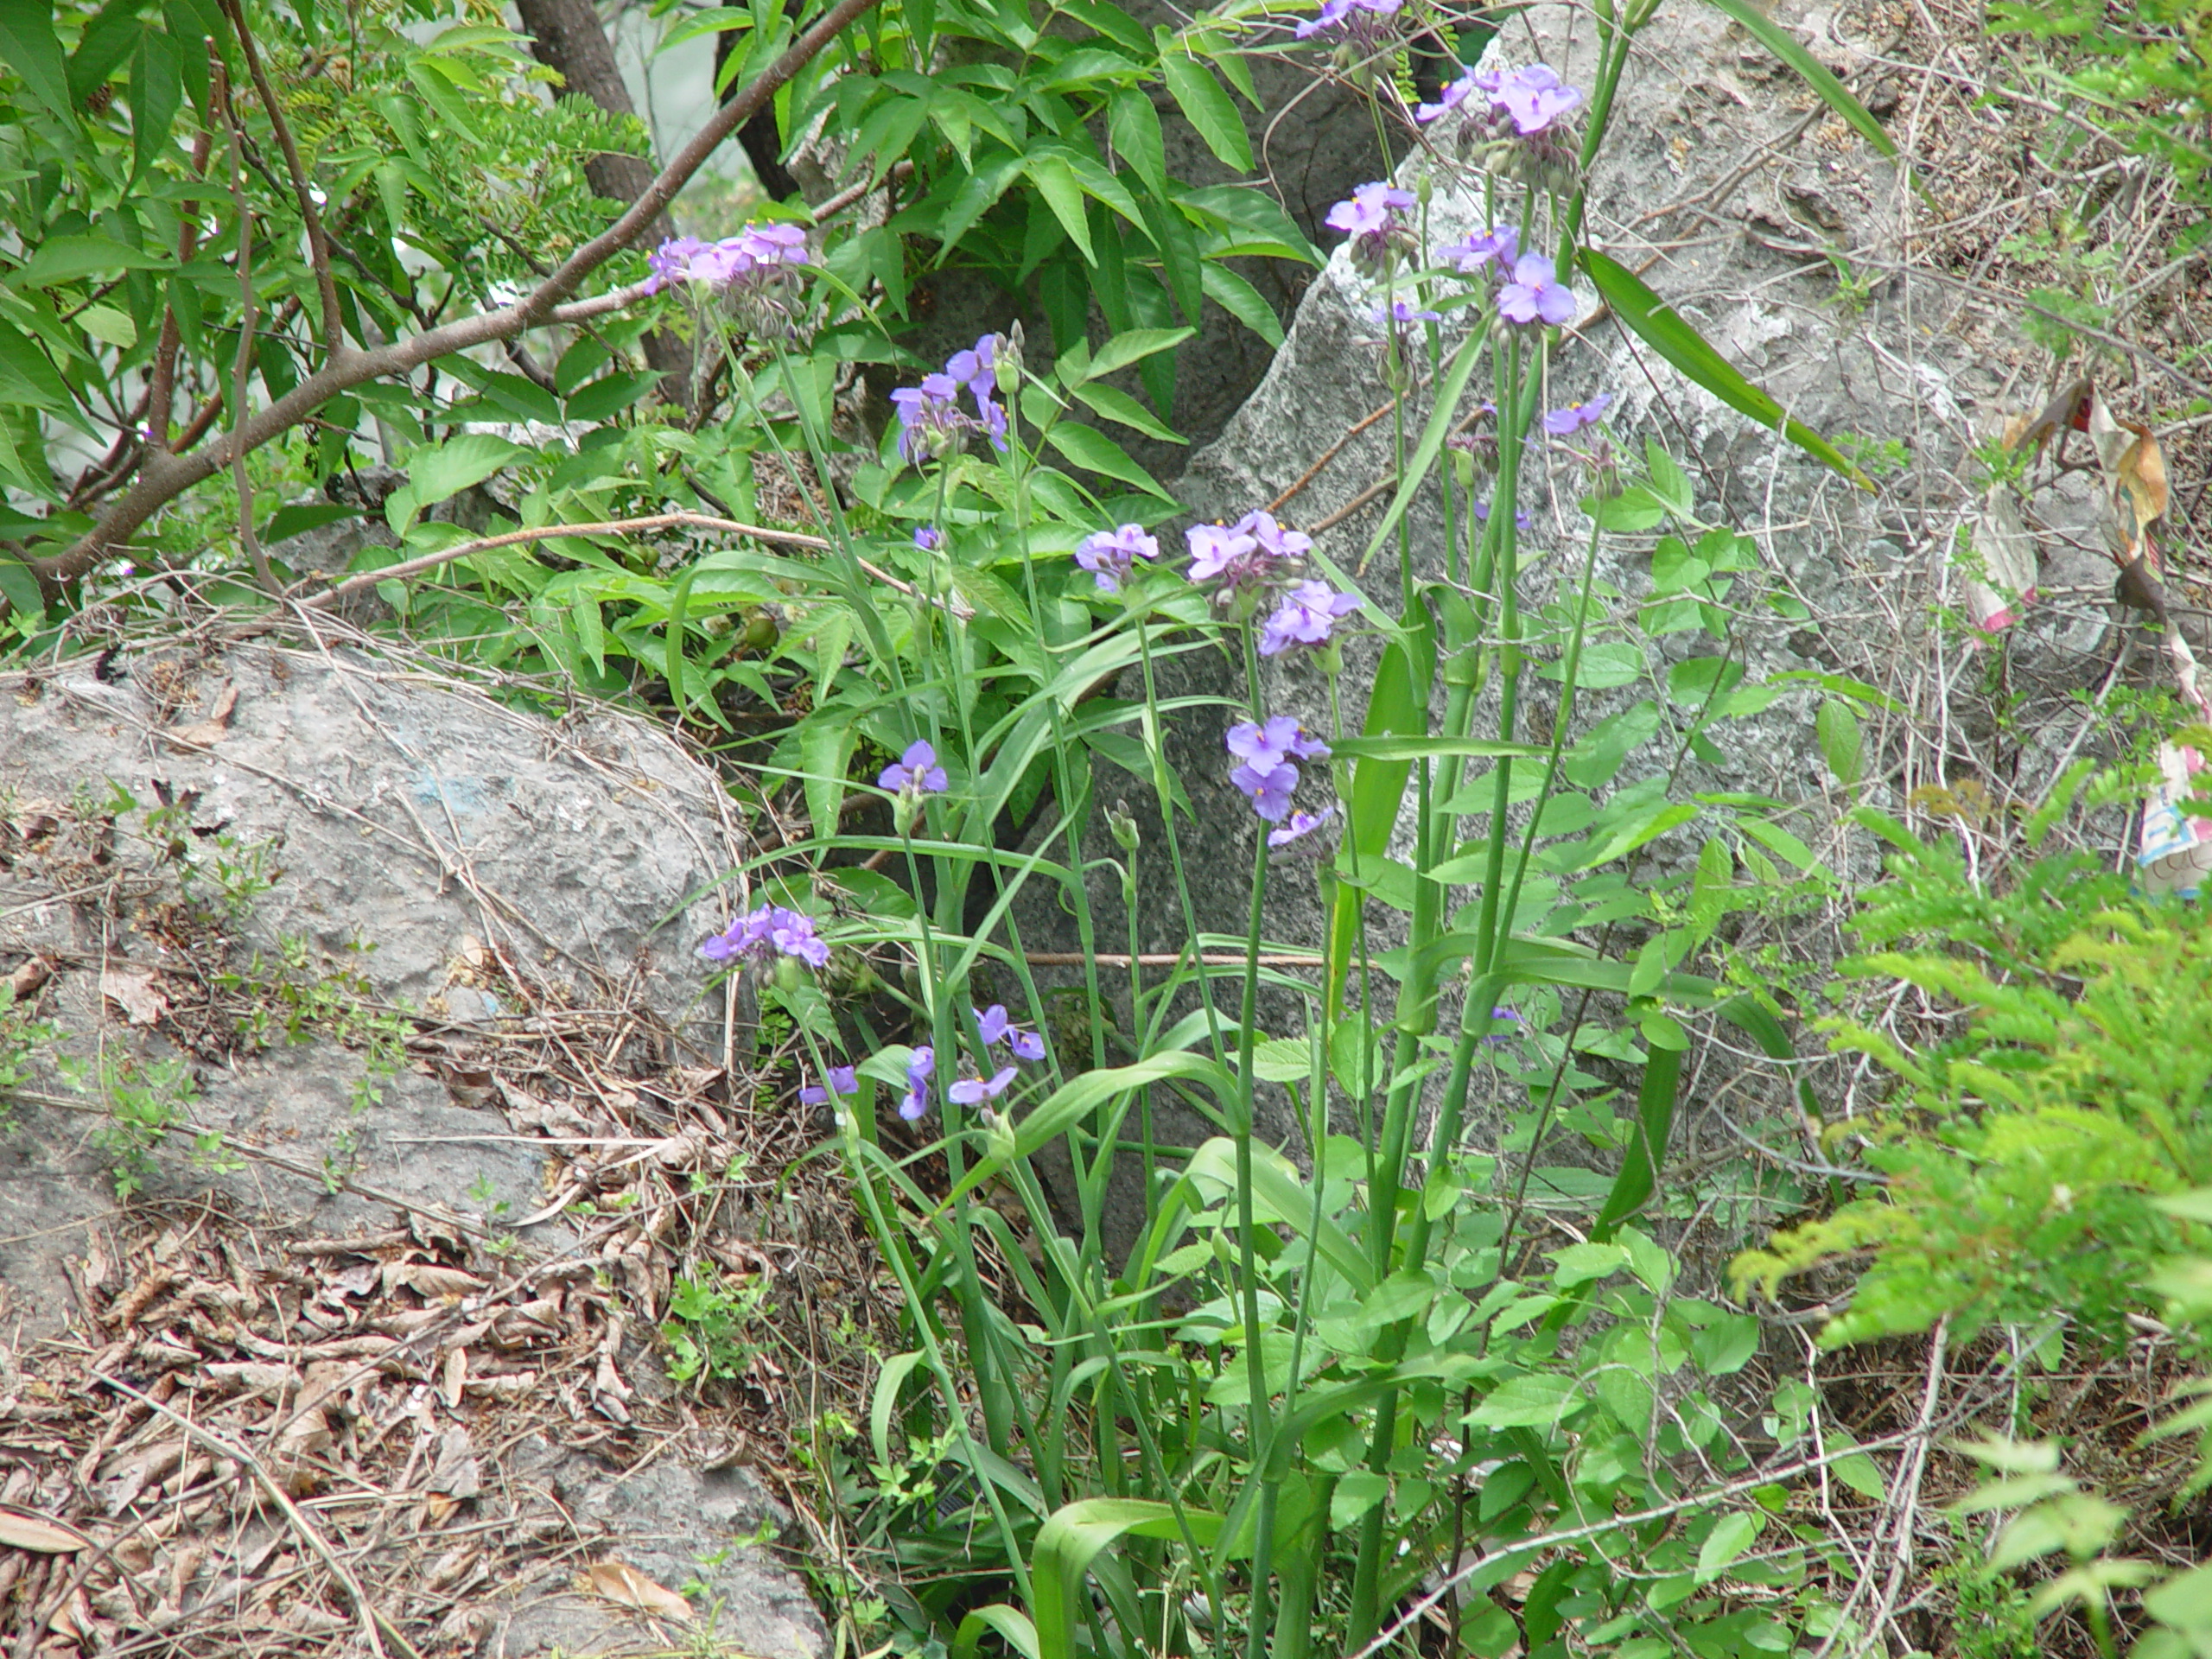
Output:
[{"left": 1580, "top": 249, "right": 1872, "bottom": 488}]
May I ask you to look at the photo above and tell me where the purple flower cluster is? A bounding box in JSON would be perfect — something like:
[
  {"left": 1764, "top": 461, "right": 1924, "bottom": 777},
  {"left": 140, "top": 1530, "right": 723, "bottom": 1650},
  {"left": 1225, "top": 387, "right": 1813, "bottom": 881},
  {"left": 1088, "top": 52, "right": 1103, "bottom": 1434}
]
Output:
[
  {"left": 699, "top": 904, "right": 831, "bottom": 969},
  {"left": 897, "top": 1002, "right": 1048, "bottom": 1122},
  {"left": 1325, "top": 181, "right": 1416, "bottom": 269},
  {"left": 892, "top": 334, "right": 1010, "bottom": 465},
  {"left": 645, "top": 222, "right": 809, "bottom": 295},
  {"left": 1415, "top": 62, "right": 1583, "bottom": 136},
  {"left": 1227, "top": 715, "right": 1331, "bottom": 823},
  {"left": 1258, "top": 580, "right": 1363, "bottom": 658},
  {"left": 1075, "top": 524, "right": 1161, "bottom": 593},
  {"left": 1188, "top": 510, "right": 1312, "bottom": 595},
  {"left": 1268, "top": 805, "right": 1336, "bottom": 849}
]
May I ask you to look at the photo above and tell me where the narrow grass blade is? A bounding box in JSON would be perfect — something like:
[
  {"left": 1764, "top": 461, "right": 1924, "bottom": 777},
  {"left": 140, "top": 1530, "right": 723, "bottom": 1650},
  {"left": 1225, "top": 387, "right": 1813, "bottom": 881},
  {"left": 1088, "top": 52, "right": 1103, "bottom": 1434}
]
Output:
[{"left": 1580, "top": 250, "right": 1872, "bottom": 489}]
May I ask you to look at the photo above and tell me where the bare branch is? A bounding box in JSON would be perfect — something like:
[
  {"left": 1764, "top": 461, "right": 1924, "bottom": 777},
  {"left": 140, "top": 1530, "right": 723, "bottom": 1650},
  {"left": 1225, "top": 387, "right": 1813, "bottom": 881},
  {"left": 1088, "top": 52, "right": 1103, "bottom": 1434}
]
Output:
[
  {"left": 222, "top": 0, "right": 346, "bottom": 362},
  {"left": 29, "top": 0, "right": 883, "bottom": 597}
]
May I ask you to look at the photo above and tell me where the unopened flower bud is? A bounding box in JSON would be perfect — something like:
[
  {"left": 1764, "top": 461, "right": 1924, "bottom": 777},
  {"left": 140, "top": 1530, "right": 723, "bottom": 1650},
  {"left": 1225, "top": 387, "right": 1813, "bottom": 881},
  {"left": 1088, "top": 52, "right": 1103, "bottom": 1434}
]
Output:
[
  {"left": 998, "top": 324, "right": 1024, "bottom": 397},
  {"left": 1107, "top": 804, "right": 1141, "bottom": 853}
]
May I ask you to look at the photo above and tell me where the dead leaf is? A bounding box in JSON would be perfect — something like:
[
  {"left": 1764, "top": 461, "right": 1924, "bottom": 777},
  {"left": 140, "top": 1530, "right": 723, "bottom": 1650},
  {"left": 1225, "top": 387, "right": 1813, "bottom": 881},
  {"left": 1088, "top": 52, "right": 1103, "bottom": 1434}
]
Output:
[
  {"left": 425, "top": 1427, "right": 479, "bottom": 1500},
  {"left": 380, "top": 1261, "right": 483, "bottom": 1301},
  {"left": 440, "top": 1345, "right": 467, "bottom": 1411},
  {"left": 0, "top": 1507, "right": 90, "bottom": 1554},
  {"left": 99, "top": 966, "right": 168, "bottom": 1027},
  {"left": 582, "top": 1561, "right": 693, "bottom": 1624},
  {"left": 161, "top": 683, "right": 239, "bottom": 751},
  {"left": 5, "top": 956, "right": 53, "bottom": 1003}
]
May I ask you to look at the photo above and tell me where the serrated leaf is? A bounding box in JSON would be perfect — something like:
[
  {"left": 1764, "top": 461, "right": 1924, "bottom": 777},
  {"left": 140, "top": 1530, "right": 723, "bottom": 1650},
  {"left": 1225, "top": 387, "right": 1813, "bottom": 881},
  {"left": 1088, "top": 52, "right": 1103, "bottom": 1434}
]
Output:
[
  {"left": 386, "top": 433, "right": 525, "bottom": 534},
  {"left": 129, "top": 27, "right": 182, "bottom": 186}
]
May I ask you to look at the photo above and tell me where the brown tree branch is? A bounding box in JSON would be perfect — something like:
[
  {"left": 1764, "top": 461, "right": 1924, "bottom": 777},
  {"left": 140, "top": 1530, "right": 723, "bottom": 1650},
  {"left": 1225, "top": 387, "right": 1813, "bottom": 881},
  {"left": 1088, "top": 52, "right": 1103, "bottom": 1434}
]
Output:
[
  {"left": 27, "top": 0, "right": 880, "bottom": 598},
  {"left": 221, "top": 0, "right": 346, "bottom": 361}
]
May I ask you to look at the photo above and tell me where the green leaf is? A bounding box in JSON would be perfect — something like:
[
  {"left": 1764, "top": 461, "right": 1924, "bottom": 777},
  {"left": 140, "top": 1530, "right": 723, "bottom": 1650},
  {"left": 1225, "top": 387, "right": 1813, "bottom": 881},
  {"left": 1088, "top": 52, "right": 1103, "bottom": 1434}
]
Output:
[
  {"left": 952, "top": 1605, "right": 1041, "bottom": 1659},
  {"left": 128, "top": 27, "right": 183, "bottom": 185},
  {"left": 1468, "top": 1373, "right": 1580, "bottom": 1429},
  {"left": 385, "top": 434, "right": 526, "bottom": 534},
  {"left": 1081, "top": 326, "right": 1195, "bottom": 382},
  {"left": 1108, "top": 88, "right": 1166, "bottom": 199},
  {"left": 563, "top": 369, "right": 662, "bottom": 423},
  {"left": 0, "top": 321, "right": 93, "bottom": 435},
  {"left": 0, "top": 550, "right": 43, "bottom": 620},
  {"left": 1033, "top": 1500, "right": 1224, "bottom": 1659},
  {"left": 1696, "top": 1512, "right": 1763, "bottom": 1583},
  {"left": 1158, "top": 52, "right": 1250, "bottom": 171},
  {"left": 1199, "top": 261, "right": 1284, "bottom": 348},
  {"left": 1071, "top": 382, "right": 1184, "bottom": 444},
  {"left": 262, "top": 501, "right": 360, "bottom": 546},
  {"left": 1045, "top": 423, "right": 1171, "bottom": 498},
  {"left": 1024, "top": 151, "right": 1096, "bottom": 265},
  {"left": 1815, "top": 697, "right": 1863, "bottom": 788},
  {"left": 1579, "top": 248, "right": 1871, "bottom": 488},
  {"left": 1578, "top": 801, "right": 1698, "bottom": 870},
  {"left": 1553, "top": 1241, "right": 1630, "bottom": 1287},
  {"left": 1330, "top": 1471, "right": 1389, "bottom": 1530},
  {"left": 0, "top": 0, "right": 75, "bottom": 122},
  {"left": 8, "top": 236, "right": 173, "bottom": 289}
]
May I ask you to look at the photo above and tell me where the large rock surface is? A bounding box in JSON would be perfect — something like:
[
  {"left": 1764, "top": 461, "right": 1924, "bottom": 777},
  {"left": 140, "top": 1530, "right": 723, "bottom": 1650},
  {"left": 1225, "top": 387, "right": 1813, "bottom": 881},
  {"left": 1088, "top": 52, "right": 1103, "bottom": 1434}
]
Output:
[{"left": 0, "top": 639, "right": 826, "bottom": 1659}]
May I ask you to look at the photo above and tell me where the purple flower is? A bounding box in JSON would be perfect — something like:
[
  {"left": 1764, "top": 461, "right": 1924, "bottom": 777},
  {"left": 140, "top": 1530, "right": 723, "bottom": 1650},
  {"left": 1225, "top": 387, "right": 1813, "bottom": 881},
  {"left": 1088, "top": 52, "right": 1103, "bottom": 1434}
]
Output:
[
  {"left": 976, "top": 1004, "right": 1047, "bottom": 1062},
  {"left": 1231, "top": 760, "right": 1299, "bottom": 822},
  {"left": 1228, "top": 715, "right": 1331, "bottom": 769},
  {"left": 767, "top": 909, "right": 830, "bottom": 969},
  {"left": 914, "top": 525, "right": 944, "bottom": 551},
  {"left": 1187, "top": 511, "right": 1312, "bottom": 598},
  {"left": 1075, "top": 524, "right": 1161, "bottom": 593},
  {"left": 890, "top": 374, "right": 966, "bottom": 464},
  {"left": 1472, "top": 499, "right": 1534, "bottom": 531},
  {"left": 880, "top": 740, "right": 949, "bottom": 794},
  {"left": 1497, "top": 254, "right": 1577, "bottom": 326},
  {"left": 1492, "top": 64, "right": 1583, "bottom": 135},
  {"left": 1482, "top": 1005, "right": 1522, "bottom": 1046},
  {"left": 1376, "top": 299, "right": 1443, "bottom": 325},
  {"left": 949, "top": 1065, "right": 1019, "bottom": 1106},
  {"left": 644, "top": 224, "right": 809, "bottom": 295},
  {"left": 1415, "top": 67, "right": 1493, "bottom": 124},
  {"left": 1440, "top": 225, "right": 1518, "bottom": 276},
  {"left": 1543, "top": 393, "right": 1612, "bottom": 435},
  {"left": 1226, "top": 717, "right": 1329, "bottom": 824},
  {"left": 1258, "top": 581, "right": 1363, "bottom": 657},
  {"left": 1293, "top": 0, "right": 1400, "bottom": 39},
  {"left": 1268, "top": 805, "right": 1336, "bottom": 848},
  {"left": 799, "top": 1065, "right": 859, "bottom": 1105},
  {"left": 1187, "top": 521, "right": 1257, "bottom": 582},
  {"left": 945, "top": 334, "right": 999, "bottom": 401},
  {"left": 645, "top": 236, "right": 709, "bottom": 294},
  {"left": 701, "top": 904, "right": 830, "bottom": 969},
  {"left": 901, "top": 1046, "right": 935, "bottom": 1122},
  {"left": 1325, "top": 181, "right": 1415, "bottom": 240},
  {"left": 976, "top": 392, "right": 1010, "bottom": 453}
]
